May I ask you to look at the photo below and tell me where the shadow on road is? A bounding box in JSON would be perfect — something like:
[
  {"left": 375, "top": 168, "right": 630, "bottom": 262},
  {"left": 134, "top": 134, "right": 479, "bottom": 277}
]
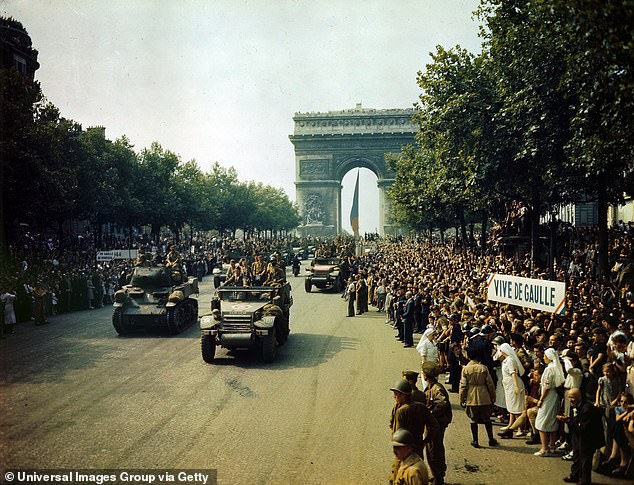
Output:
[{"left": 204, "top": 332, "right": 359, "bottom": 370}]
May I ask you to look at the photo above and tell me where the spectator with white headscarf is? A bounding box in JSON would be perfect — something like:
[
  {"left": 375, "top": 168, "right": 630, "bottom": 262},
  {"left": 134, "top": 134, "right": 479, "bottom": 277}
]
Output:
[
  {"left": 497, "top": 342, "right": 526, "bottom": 438},
  {"left": 417, "top": 327, "right": 439, "bottom": 390},
  {"left": 534, "top": 347, "right": 565, "bottom": 456}
]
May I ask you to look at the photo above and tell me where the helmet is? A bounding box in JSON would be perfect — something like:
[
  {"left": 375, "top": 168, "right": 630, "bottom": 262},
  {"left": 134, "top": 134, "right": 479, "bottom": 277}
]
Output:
[
  {"left": 389, "top": 380, "right": 412, "bottom": 395},
  {"left": 480, "top": 324, "right": 494, "bottom": 335},
  {"left": 462, "top": 323, "right": 472, "bottom": 332},
  {"left": 449, "top": 313, "right": 460, "bottom": 322},
  {"left": 270, "top": 255, "right": 277, "bottom": 263},
  {"left": 492, "top": 335, "right": 505, "bottom": 345},
  {"left": 469, "top": 327, "right": 481, "bottom": 337},
  {"left": 391, "top": 428, "right": 417, "bottom": 447}
]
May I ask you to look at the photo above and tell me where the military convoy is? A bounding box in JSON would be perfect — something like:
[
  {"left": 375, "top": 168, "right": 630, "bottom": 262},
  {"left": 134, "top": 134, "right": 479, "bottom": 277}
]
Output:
[
  {"left": 199, "top": 282, "right": 292, "bottom": 363},
  {"left": 304, "top": 257, "right": 345, "bottom": 293},
  {"left": 112, "top": 266, "right": 199, "bottom": 335}
]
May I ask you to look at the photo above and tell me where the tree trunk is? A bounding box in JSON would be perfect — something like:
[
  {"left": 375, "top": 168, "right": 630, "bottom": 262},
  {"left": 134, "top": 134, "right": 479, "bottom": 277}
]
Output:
[
  {"left": 96, "top": 216, "right": 103, "bottom": 249},
  {"left": 548, "top": 219, "right": 558, "bottom": 279},
  {"left": 58, "top": 219, "right": 65, "bottom": 251},
  {"left": 468, "top": 222, "right": 475, "bottom": 247},
  {"left": 458, "top": 208, "right": 468, "bottom": 246},
  {"left": 151, "top": 223, "right": 160, "bottom": 244},
  {"left": 530, "top": 192, "right": 541, "bottom": 274},
  {"left": 480, "top": 210, "right": 488, "bottom": 256},
  {"left": 597, "top": 177, "right": 609, "bottom": 278}
]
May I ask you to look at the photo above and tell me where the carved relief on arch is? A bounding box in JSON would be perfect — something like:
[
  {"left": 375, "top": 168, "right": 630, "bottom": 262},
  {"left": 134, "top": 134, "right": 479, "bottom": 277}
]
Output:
[
  {"left": 300, "top": 159, "right": 329, "bottom": 176},
  {"left": 304, "top": 194, "right": 324, "bottom": 224}
]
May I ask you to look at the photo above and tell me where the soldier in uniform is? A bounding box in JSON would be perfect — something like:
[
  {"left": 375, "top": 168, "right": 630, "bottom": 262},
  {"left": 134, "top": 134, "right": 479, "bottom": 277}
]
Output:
[
  {"left": 135, "top": 246, "right": 152, "bottom": 267},
  {"left": 346, "top": 277, "right": 356, "bottom": 317},
  {"left": 391, "top": 429, "right": 430, "bottom": 485},
  {"left": 33, "top": 282, "right": 49, "bottom": 325},
  {"left": 422, "top": 362, "right": 452, "bottom": 485},
  {"left": 251, "top": 255, "right": 266, "bottom": 286},
  {"left": 389, "top": 380, "right": 439, "bottom": 484},
  {"left": 263, "top": 258, "right": 285, "bottom": 286},
  {"left": 403, "top": 371, "right": 426, "bottom": 404},
  {"left": 165, "top": 245, "right": 183, "bottom": 282},
  {"left": 356, "top": 272, "right": 369, "bottom": 314},
  {"left": 165, "top": 245, "right": 181, "bottom": 269}
]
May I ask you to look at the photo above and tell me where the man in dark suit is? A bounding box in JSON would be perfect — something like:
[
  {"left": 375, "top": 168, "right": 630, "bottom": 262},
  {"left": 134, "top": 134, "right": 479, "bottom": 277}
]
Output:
[
  {"left": 558, "top": 388, "right": 605, "bottom": 485},
  {"left": 402, "top": 291, "right": 415, "bottom": 348}
]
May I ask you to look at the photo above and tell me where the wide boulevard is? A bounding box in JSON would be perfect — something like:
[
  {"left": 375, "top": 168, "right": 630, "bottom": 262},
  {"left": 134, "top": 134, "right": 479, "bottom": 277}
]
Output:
[{"left": 1, "top": 271, "right": 629, "bottom": 485}]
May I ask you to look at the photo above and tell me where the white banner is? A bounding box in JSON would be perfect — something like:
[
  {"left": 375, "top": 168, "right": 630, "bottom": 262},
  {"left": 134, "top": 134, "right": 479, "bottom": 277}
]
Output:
[
  {"left": 486, "top": 273, "right": 566, "bottom": 315},
  {"left": 96, "top": 249, "right": 139, "bottom": 262}
]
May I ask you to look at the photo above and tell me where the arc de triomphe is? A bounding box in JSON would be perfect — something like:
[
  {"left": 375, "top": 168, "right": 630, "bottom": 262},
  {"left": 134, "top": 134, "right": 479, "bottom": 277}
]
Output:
[{"left": 289, "top": 104, "right": 417, "bottom": 236}]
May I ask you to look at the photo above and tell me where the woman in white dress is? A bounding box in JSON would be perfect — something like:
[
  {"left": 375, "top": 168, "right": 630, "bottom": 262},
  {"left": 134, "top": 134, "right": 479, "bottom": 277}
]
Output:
[
  {"left": 1, "top": 289, "right": 17, "bottom": 334},
  {"left": 497, "top": 343, "right": 526, "bottom": 438},
  {"left": 534, "top": 347, "right": 565, "bottom": 456},
  {"left": 416, "top": 327, "right": 438, "bottom": 390}
]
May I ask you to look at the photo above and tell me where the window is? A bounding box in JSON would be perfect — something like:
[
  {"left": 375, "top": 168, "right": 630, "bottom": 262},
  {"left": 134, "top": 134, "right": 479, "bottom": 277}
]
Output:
[{"left": 13, "top": 53, "right": 27, "bottom": 74}]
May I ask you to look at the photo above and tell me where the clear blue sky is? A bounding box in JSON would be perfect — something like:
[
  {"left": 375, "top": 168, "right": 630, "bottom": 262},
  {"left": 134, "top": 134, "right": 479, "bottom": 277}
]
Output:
[{"left": 3, "top": 0, "right": 483, "bottom": 234}]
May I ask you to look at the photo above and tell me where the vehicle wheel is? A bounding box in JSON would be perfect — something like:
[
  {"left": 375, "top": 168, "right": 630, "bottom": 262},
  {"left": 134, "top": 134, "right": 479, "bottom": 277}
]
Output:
[
  {"left": 276, "top": 315, "right": 289, "bottom": 345},
  {"left": 262, "top": 327, "right": 277, "bottom": 363},
  {"left": 112, "top": 309, "right": 129, "bottom": 335},
  {"left": 213, "top": 275, "right": 220, "bottom": 288},
  {"left": 201, "top": 334, "right": 216, "bottom": 363},
  {"left": 304, "top": 279, "right": 312, "bottom": 293}
]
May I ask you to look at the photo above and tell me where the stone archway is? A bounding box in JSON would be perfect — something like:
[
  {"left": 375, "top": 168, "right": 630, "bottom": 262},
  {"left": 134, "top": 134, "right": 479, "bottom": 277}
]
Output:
[{"left": 289, "top": 104, "right": 416, "bottom": 236}]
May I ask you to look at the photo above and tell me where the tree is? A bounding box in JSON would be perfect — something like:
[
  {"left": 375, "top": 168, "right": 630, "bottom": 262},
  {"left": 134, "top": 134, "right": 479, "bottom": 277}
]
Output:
[
  {"left": 136, "top": 142, "right": 181, "bottom": 242},
  {"left": 557, "top": 0, "right": 634, "bottom": 275},
  {"left": 0, "top": 68, "right": 42, "bottom": 257}
]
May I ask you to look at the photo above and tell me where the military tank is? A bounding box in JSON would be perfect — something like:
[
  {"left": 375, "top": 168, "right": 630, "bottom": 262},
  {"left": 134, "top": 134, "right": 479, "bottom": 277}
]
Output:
[{"left": 112, "top": 266, "right": 199, "bottom": 335}]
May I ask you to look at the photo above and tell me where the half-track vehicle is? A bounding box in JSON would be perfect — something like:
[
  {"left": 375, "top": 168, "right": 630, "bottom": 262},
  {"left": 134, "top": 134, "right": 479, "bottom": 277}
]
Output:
[
  {"left": 304, "top": 257, "right": 344, "bottom": 293},
  {"left": 112, "top": 266, "right": 199, "bottom": 335},
  {"left": 199, "top": 282, "right": 292, "bottom": 363}
]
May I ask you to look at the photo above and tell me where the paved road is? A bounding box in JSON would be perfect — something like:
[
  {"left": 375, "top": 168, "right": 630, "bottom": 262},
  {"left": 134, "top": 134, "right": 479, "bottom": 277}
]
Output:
[{"left": 1, "top": 273, "right": 630, "bottom": 485}]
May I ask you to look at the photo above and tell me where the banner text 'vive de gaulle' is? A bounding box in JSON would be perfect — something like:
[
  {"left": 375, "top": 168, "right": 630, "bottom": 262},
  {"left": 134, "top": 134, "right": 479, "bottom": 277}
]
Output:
[{"left": 486, "top": 274, "right": 566, "bottom": 315}]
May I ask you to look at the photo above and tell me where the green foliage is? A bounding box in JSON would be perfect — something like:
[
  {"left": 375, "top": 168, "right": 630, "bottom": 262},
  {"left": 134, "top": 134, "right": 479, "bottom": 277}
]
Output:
[
  {"left": 392, "top": 0, "right": 632, "bottom": 244},
  {"left": 1, "top": 75, "right": 299, "bottom": 241}
]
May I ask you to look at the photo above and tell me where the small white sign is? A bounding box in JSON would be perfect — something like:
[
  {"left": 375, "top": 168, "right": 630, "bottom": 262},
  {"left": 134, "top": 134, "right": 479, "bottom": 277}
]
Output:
[
  {"left": 96, "top": 249, "right": 139, "bottom": 262},
  {"left": 487, "top": 273, "right": 566, "bottom": 315}
]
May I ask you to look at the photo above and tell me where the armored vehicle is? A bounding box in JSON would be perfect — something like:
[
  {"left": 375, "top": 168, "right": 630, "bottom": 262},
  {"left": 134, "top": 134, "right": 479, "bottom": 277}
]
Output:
[
  {"left": 304, "top": 257, "right": 344, "bottom": 293},
  {"left": 112, "top": 266, "right": 199, "bottom": 335},
  {"left": 200, "top": 282, "right": 292, "bottom": 363}
]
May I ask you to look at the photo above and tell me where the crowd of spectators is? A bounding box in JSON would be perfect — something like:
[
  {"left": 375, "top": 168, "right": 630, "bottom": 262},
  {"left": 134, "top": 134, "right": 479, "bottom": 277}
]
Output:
[{"left": 339, "top": 224, "right": 633, "bottom": 481}]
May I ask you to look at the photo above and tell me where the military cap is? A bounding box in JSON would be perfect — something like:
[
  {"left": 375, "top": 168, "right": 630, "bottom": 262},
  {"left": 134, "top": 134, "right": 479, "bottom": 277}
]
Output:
[
  {"left": 402, "top": 370, "right": 419, "bottom": 381},
  {"left": 390, "top": 380, "right": 412, "bottom": 394}
]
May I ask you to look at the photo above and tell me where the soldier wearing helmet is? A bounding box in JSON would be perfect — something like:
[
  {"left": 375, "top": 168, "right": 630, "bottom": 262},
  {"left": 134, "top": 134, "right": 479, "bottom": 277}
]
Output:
[
  {"left": 390, "top": 429, "right": 430, "bottom": 485},
  {"left": 389, "top": 380, "right": 439, "bottom": 484}
]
